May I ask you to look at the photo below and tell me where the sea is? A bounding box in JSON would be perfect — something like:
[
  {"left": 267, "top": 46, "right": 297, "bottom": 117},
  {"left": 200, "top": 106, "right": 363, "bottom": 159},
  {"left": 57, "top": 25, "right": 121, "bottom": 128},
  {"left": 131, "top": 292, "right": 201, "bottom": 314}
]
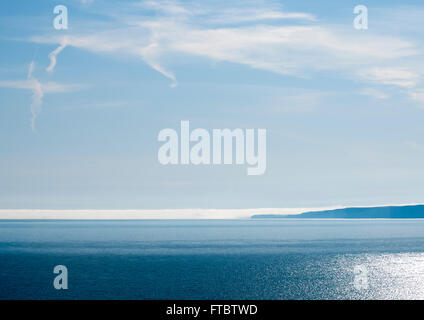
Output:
[{"left": 0, "top": 219, "right": 424, "bottom": 300}]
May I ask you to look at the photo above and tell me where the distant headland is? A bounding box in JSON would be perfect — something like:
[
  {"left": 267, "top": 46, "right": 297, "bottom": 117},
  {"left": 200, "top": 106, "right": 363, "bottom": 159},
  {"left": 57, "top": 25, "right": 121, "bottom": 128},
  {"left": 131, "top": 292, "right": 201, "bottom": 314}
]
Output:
[{"left": 251, "top": 204, "right": 424, "bottom": 219}]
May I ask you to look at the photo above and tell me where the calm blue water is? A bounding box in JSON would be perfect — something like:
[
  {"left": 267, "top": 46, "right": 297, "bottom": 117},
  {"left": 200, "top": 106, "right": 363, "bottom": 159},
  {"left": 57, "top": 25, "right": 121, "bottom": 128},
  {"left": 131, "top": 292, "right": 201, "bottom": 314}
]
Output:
[{"left": 1, "top": 219, "right": 424, "bottom": 299}]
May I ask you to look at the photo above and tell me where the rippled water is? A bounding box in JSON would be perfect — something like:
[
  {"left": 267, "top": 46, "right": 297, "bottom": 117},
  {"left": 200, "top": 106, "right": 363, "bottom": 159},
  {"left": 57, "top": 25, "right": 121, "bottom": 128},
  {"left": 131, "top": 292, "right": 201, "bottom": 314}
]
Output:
[{"left": 0, "top": 219, "right": 423, "bottom": 299}]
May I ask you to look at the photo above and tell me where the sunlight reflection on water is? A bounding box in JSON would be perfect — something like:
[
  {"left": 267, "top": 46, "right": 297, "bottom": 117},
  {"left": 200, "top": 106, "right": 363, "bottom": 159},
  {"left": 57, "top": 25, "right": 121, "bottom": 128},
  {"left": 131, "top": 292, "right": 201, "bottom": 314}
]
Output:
[{"left": 336, "top": 253, "right": 424, "bottom": 299}]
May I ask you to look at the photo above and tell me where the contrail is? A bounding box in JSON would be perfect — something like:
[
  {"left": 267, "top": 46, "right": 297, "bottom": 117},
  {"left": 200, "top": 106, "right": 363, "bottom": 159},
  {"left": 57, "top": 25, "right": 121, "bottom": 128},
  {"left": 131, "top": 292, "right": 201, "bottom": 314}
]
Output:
[
  {"left": 46, "top": 39, "right": 68, "bottom": 73},
  {"left": 27, "top": 61, "right": 44, "bottom": 131},
  {"left": 27, "top": 61, "right": 35, "bottom": 79},
  {"left": 141, "top": 43, "right": 178, "bottom": 88},
  {"left": 0, "top": 61, "right": 77, "bottom": 131}
]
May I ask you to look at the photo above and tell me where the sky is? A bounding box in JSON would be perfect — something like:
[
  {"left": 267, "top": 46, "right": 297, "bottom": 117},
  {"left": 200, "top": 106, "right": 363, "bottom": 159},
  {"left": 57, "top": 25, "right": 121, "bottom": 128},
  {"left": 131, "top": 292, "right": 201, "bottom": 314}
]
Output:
[{"left": 1, "top": 0, "right": 424, "bottom": 211}]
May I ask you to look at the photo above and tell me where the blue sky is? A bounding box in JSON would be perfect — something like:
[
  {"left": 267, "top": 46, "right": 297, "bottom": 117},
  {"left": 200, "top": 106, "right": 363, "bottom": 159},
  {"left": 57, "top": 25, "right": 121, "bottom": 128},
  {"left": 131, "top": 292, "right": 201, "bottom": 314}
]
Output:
[{"left": 1, "top": 0, "right": 424, "bottom": 210}]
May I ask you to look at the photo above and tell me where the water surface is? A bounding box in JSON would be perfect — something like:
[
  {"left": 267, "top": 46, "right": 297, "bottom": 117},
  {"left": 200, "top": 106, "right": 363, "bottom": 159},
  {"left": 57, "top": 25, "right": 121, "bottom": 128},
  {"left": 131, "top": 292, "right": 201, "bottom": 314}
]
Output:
[{"left": 0, "top": 219, "right": 423, "bottom": 299}]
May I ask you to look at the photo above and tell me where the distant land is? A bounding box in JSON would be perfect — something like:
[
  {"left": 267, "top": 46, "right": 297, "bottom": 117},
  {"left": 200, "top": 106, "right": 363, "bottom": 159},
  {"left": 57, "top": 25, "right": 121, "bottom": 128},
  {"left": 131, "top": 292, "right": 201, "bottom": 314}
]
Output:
[{"left": 251, "top": 204, "right": 424, "bottom": 219}]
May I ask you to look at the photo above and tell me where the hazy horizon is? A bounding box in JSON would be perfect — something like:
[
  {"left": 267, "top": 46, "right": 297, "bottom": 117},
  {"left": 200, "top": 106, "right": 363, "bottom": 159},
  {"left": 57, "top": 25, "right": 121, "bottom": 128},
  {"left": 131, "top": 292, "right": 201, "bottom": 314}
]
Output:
[{"left": 1, "top": 203, "right": 423, "bottom": 219}]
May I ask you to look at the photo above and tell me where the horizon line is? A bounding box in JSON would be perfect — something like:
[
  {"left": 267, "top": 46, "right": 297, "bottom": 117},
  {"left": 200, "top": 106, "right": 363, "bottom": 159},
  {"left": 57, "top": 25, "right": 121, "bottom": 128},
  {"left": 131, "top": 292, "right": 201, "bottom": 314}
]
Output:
[{"left": 0, "top": 203, "right": 422, "bottom": 220}]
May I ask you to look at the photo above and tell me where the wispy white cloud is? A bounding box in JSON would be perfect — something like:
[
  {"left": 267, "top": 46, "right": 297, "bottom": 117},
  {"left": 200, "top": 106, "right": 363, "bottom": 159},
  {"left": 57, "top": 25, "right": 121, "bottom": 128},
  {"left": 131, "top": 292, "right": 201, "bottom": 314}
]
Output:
[
  {"left": 408, "top": 90, "right": 424, "bottom": 108},
  {"left": 139, "top": 0, "right": 190, "bottom": 15},
  {"left": 29, "top": 1, "right": 423, "bottom": 96},
  {"left": 61, "top": 101, "right": 128, "bottom": 110},
  {"left": 197, "top": 9, "right": 316, "bottom": 25},
  {"left": 361, "top": 88, "right": 389, "bottom": 99},
  {"left": 358, "top": 67, "right": 419, "bottom": 88},
  {"left": 138, "top": 0, "right": 316, "bottom": 24},
  {"left": 222, "top": 10, "right": 316, "bottom": 23},
  {"left": 269, "top": 91, "right": 327, "bottom": 113}
]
